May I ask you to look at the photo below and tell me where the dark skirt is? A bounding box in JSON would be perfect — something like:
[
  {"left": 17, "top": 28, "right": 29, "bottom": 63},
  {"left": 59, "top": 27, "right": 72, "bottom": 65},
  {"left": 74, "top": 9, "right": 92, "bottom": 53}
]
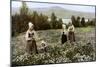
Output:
[
  {"left": 68, "top": 31, "right": 75, "bottom": 42},
  {"left": 61, "top": 34, "right": 67, "bottom": 44},
  {"left": 26, "top": 39, "right": 38, "bottom": 54}
]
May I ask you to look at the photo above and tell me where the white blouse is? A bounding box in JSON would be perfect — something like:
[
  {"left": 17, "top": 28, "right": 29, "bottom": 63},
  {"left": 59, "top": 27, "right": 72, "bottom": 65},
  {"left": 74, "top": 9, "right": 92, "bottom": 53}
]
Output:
[{"left": 68, "top": 25, "right": 75, "bottom": 32}]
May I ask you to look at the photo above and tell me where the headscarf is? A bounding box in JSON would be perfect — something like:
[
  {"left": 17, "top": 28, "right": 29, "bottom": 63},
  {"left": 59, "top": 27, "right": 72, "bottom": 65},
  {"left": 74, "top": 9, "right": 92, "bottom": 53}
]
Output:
[{"left": 28, "top": 22, "right": 34, "bottom": 29}]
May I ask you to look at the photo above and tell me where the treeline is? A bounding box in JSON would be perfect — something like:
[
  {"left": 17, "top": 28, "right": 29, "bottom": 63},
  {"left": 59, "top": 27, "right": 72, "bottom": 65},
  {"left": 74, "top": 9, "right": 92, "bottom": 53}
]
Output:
[
  {"left": 12, "top": 2, "right": 62, "bottom": 36},
  {"left": 12, "top": 2, "right": 96, "bottom": 36},
  {"left": 71, "top": 15, "right": 96, "bottom": 27}
]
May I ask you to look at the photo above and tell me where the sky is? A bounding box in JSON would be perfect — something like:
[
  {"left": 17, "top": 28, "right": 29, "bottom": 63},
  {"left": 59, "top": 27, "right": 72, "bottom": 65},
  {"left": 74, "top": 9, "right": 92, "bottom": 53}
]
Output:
[{"left": 12, "top": 1, "right": 95, "bottom": 13}]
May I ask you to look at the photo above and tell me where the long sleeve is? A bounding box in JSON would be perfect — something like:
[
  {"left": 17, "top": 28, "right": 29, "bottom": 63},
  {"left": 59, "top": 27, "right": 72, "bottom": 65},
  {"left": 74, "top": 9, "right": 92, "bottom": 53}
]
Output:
[{"left": 72, "top": 25, "right": 75, "bottom": 32}]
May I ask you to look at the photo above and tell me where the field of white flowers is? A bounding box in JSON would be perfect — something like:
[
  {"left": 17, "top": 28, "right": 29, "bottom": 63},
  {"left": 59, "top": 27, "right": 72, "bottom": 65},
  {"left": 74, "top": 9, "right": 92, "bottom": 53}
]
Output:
[{"left": 11, "top": 27, "right": 96, "bottom": 66}]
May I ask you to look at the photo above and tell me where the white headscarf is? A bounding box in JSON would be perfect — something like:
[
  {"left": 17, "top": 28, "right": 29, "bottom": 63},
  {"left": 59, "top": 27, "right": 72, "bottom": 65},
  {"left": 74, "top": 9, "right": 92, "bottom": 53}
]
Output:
[
  {"left": 62, "top": 24, "right": 66, "bottom": 34},
  {"left": 28, "top": 22, "right": 34, "bottom": 29},
  {"left": 62, "top": 24, "right": 66, "bottom": 29}
]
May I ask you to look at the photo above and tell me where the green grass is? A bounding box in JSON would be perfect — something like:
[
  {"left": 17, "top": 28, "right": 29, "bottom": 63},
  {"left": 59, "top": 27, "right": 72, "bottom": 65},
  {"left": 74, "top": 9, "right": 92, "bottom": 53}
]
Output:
[{"left": 77, "top": 27, "right": 93, "bottom": 33}]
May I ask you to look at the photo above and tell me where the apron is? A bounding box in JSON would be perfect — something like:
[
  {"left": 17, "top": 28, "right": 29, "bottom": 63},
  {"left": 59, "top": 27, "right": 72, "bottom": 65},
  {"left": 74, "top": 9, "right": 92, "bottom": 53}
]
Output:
[
  {"left": 68, "top": 31, "right": 75, "bottom": 42},
  {"left": 26, "top": 31, "right": 38, "bottom": 54}
]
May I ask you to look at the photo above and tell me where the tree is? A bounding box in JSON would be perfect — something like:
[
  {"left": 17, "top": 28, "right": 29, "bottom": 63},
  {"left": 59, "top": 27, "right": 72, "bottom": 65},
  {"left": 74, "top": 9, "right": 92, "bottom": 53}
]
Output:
[
  {"left": 71, "top": 15, "right": 76, "bottom": 26},
  {"left": 50, "top": 12, "right": 57, "bottom": 29},
  {"left": 32, "top": 11, "right": 39, "bottom": 30},
  {"left": 89, "top": 18, "right": 96, "bottom": 26},
  {"left": 20, "top": 2, "right": 28, "bottom": 16},
  {"left": 19, "top": 2, "right": 29, "bottom": 32},
  {"left": 12, "top": 14, "right": 20, "bottom": 36},
  {"left": 37, "top": 13, "right": 50, "bottom": 30},
  {"left": 81, "top": 17, "right": 85, "bottom": 27},
  {"left": 76, "top": 16, "right": 81, "bottom": 27},
  {"left": 57, "top": 18, "right": 63, "bottom": 29}
]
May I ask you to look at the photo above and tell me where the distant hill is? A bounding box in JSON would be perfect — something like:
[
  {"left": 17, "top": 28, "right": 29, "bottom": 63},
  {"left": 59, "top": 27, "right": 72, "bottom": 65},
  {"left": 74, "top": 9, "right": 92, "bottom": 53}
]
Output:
[{"left": 12, "top": 6, "right": 95, "bottom": 19}]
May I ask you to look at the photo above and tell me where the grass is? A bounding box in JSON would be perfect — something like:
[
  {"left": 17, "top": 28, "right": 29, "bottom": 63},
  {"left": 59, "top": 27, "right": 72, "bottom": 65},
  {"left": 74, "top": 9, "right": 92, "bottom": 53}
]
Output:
[
  {"left": 11, "top": 27, "right": 96, "bottom": 66},
  {"left": 76, "top": 26, "right": 94, "bottom": 33}
]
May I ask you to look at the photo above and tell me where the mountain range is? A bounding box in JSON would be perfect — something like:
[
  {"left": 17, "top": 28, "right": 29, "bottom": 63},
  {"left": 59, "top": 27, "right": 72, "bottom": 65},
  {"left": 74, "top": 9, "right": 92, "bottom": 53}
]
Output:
[{"left": 12, "top": 6, "right": 95, "bottom": 19}]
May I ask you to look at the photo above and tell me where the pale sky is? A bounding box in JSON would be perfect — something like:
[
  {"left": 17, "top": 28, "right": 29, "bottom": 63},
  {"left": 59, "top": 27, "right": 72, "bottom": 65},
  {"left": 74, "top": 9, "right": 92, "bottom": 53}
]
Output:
[{"left": 12, "top": 1, "right": 95, "bottom": 13}]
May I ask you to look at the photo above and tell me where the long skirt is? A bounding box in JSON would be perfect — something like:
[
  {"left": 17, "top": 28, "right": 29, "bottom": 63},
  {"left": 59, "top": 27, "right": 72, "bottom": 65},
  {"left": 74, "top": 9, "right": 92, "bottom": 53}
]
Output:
[
  {"left": 68, "top": 31, "right": 75, "bottom": 42},
  {"left": 61, "top": 34, "right": 67, "bottom": 44},
  {"left": 26, "top": 40, "right": 38, "bottom": 54}
]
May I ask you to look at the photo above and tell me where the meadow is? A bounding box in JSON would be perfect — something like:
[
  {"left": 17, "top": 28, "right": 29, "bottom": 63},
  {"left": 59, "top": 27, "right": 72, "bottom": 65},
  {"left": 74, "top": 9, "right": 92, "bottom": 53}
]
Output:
[{"left": 11, "top": 27, "right": 96, "bottom": 66}]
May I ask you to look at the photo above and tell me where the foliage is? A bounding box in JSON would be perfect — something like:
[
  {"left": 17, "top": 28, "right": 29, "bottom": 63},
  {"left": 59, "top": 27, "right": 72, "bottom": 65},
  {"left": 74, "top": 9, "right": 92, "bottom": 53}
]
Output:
[
  {"left": 81, "top": 17, "right": 85, "bottom": 27},
  {"left": 71, "top": 16, "right": 96, "bottom": 27}
]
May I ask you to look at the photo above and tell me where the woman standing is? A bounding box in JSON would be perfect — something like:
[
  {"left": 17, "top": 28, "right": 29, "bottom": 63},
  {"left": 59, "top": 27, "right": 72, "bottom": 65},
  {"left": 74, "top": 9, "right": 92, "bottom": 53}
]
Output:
[
  {"left": 61, "top": 24, "right": 67, "bottom": 44},
  {"left": 68, "top": 22, "right": 75, "bottom": 43},
  {"left": 25, "top": 22, "right": 38, "bottom": 54}
]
